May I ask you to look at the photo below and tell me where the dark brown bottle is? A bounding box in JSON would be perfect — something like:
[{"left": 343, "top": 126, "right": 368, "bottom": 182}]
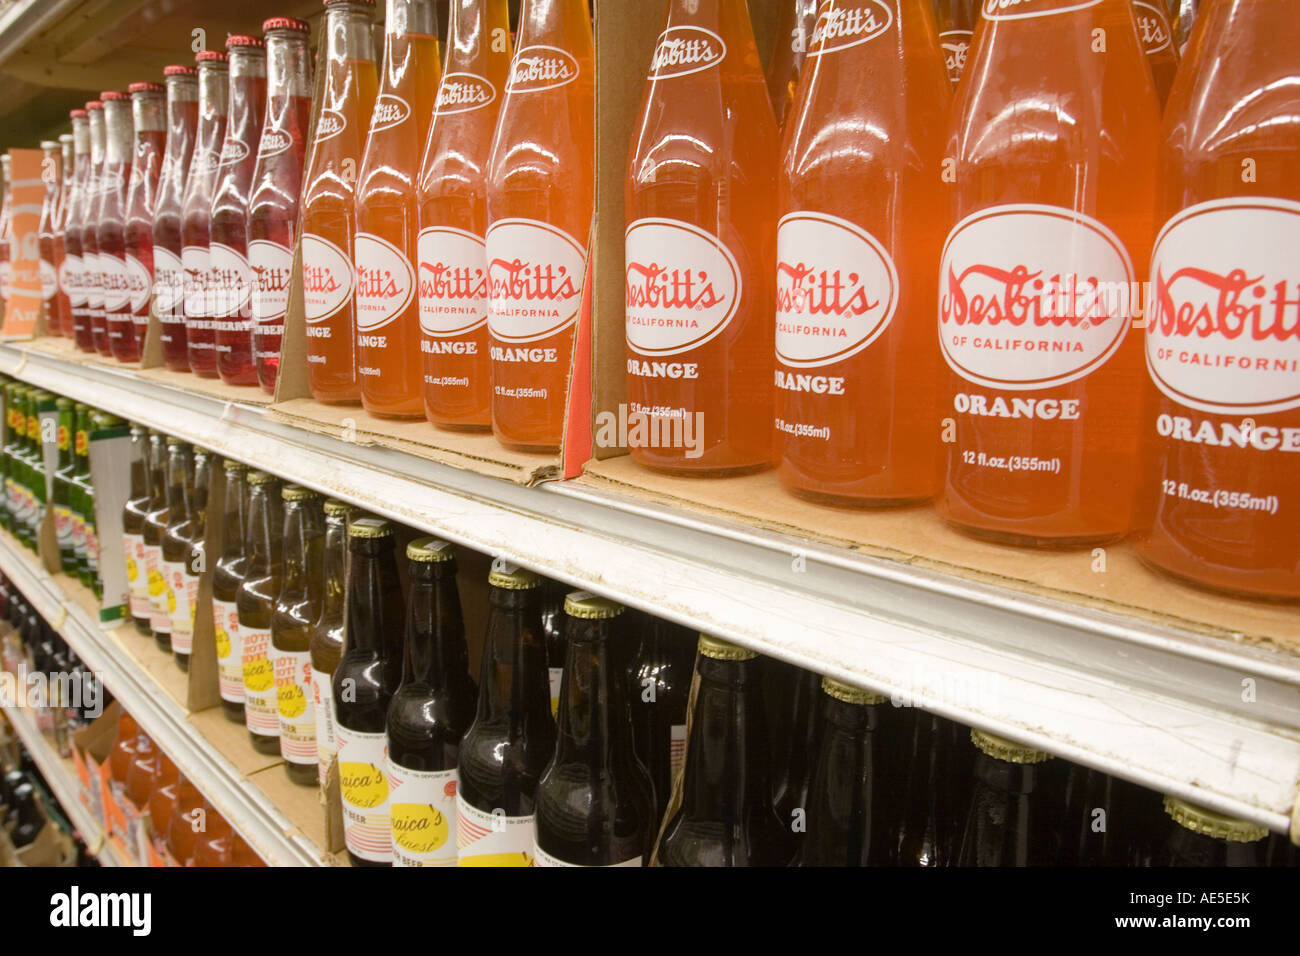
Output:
[
  {"left": 309, "top": 499, "right": 351, "bottom": 789},
  {"left": 1057, "top": 763, "right": 1131, "bottom": 866},
  {"left": 534, "top": 593, "right": 655, "bottom": 867},
  {"left": 772, "top": 663, "right": 824, "bottom": 851},
  {"left": 457, "top": 560, "right": 555, "bottom": 867},
  {"left": 235, "top": 471, "right": 283, "bottom": 755},
  {"left": 956, "top": 730, "right": 1056, "bottom": 867},
  {"left": 159, "top": 438, "right": 193, "bottom": 669},
  {"left": 211, "top": 460, "right": 249, "bottom": 722},
  {"left": 895, "top": 713, "right": 958, "bottom": 867},
  {"left": 385, "top": 537, "right": 477, "bottom": 867},
  {"left": 658, "top": 636, "right": 794, "bottom": 867},
  {"left": 627, "top": 614, "right": 694, "bottom": 825},
  {"left": 142, "top": 432, "right": 171, "bottom": 652},
  {"left": 272, "top": 486, "right": 324, "bottom": 785},
  {"left": 333, "top": 516, "right": 405, "bottom": 867},
  {"left": 9, "top": 782, "right": 43, "bottom": 848},
  {"left": 540, "top": 575, "right": 567, "bottom": 717},
  {"left": 121, "top": 423, "right": 153, "bottom": 635},
  {"left": 180, "top": 449, "right": 212, "bottom": 669},
  {"left": 1159, "top": 797, "right": 1267, "bottom": 867}
]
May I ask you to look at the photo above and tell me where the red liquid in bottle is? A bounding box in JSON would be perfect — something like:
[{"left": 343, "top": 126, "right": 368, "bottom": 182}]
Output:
[
  {"left": 58, "top": 115, "right": 89, "bottom": 339},
  {"left": 183, "top": 52, "right": 229, "bottom": 378},
  {"left": 77, "top": 101, "right": 106, "bottom": 353},
  {"left": 113, "top": 83, "right": 166, "bottom": 363},
  {"left": 212, "top": 36, "right": 268, "bottom": 387},
  {"left": 416, "top": 0, "right": 513, "bottom": 430},
  {"left": 51, "top": 134, "right": 75, "bottom": 337},
  {"left": 249, "top": 18, "right": 313, "bottom": 395},
  {"left": 154, "top": 66, "right": 199, "bottom": 371},
  {"left": 38, "top": 140, "right": 64, "bottom": 336},
  {"left": 96, "top": 91, "right": 133, "bottom": 358}
]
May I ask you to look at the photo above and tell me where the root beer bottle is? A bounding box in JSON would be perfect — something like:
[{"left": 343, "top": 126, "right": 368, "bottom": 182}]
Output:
[
  {"left": 236, "top": 471, "right": 283, "bottom": 754},
  {"left": 1159, "top": 796, "right": 1267, "bottom": 867},
  {"left": 385, "top": 538, "right": 476, "bottom": 866},
  {"left": 956, "top": 730, "right": 1056, "bottom": 867},
  {"left": 628, "top": 615, "right": 694, "bottom": 825},
  {"left": 334, "top": 516, "right": 406, "bottom": 866},
  {"left": 457, "top": 560, "right": 555, "bottom": 866},
  {"left": 272, "top": 486, "right": 324, "bottom": 785},
  {"left": 159, "top": 439, "right": 194, "bottom": 669},
  {"left": 895, "top": 712, "right": 959, "bottom": 867},
  {"left": 121, "top": 424, "right": 153, "bottom": 635},
  {"left": 212, "top": 460, "right": 249, "bottom": 722},
  {"left": 180, "top": 449, "right": 212, "bottom": 668},
  {"left": 142, "top": 432, "right": 172, "bottom": 653},
  {"left": 154, "top": 66, "right": 199, "bottom": 371},
  {"left": 772, "top": 664, "right": 823, "bottom": 851},
  {"left": 310, "top": 499, "right": 351, "bottom": 789}
]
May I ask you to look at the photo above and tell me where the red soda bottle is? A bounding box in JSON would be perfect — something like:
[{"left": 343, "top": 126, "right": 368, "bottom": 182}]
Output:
[
  {"left": 154, "top": 65, "right": 199, "bottom": 372},
  {"left": 96, "top": 90, "right": 132, "bottom": 358},
  {"left": 1134, "top": 0, "right": 1300, "bottom": 600},
  {"left": 486, "top": 0, "right": 594, "bottom": 451},
  {"left": 301, "top": 0, "right": 379, "bottom": 405},
  {"left": 417, "top": 0, "right": 513, "bottom": 430},
  {"left": 52, "top": 133, "right": 75, "bottom": 337},
  {"left": 0, "top": 157, "right": 9, "bottom": 315},
  {"left": 765, "top": 0, "right": 820, "bottom": 125},
  {"left": 38, "top": 140, "right": 63, "bottom": 336},
  {"left": 78, "top": 100, "right": 106, "bottom": 354},
  {"left": 938, "top": 0, "right": 1160, "bottom": 547},
  {"left": 777, "top": 0, "right": 950, "bottom": 504},
  {"left": 112, "top": 82, "right": 165, "bottom": 363},
  {"left": 625, "top": 0, "right": 777, "bottom": 475},
  {"left": 249, "top": 17, "right": 313, "bottom": 395},
  {"left": 934, "top": 0, "right": 979, "bottom": 87},
  {"left": 183, "top": 51, "right": 229, "bottom": 377},
  {"left": 59, "top": 114, "right": 90, "bottom": 340},
  {"left": 212, "top": 35, "right": 268, "bottom": 386}
]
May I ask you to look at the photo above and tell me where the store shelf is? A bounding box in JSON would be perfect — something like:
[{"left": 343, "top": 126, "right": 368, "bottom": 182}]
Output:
[
  {"left": 1, "top": 698, "right": 127, "bottom": 866},
  {"left": 0, "top": 526, "right": 340, "bottom": 865},
  {"left": 2, "top": 340, "right": 1299, "bottom": 841}
]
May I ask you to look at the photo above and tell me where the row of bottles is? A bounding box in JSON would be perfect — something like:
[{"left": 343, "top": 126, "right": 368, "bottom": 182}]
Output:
[{"left": 0, "top": 732, "right": 98, "bottom": 863}]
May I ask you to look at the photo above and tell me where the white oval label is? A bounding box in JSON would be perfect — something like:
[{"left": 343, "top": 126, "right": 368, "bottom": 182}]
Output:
[
  {"left": 507, "top": 45, "right": 580, "bottom": 93},
  {"left": 354, "top": 232, "right": 416, "bottom": 332},
  {"left": 435, "top": 73, "right": 497, "bottom": 115},
  {"left": 648, "top": 27, "right": 726, "bottom": 79},
  {"left": 258, "top": 128, "right": 293, "bottom": 159},
  {"left": 369, "top": 94, "right": 411, "bottom": 133},
  {"left": 938, "top": 203, "right": 1135, "bottom": 390},
  {"left": 301, "top": 233, "right": 354, "bottom": 323},
  {"left": 809, "top": 1, "right": 894, "bottom": 55},
  {"left": 625, "top": 218, "right": 740, "bottom": 357},
  {"left": 101, "top": 253, "right": 132, "bottom": 313},
  {"left": 152, "top": 246, "right": 184, "bottom": 317},
  {"left": 1133, "top": 1, "right": 1173, "bottom": 55},
  {"left": 314, "top": 109, "right": 347, "bottom": 144},
  {"left": 218, "top": 139, "right": 250, "bottom": 167},
  {"left": 486, "top": 218, "right": 585, "bottom": 343},
  {"left": 417, "top": 226, "right": 488, "bottom": 336},
  {"left": 1147, "top": 198, "right": 1300, "bottom": 416},
  {"left": 981, "top": 0, "right": 1102, "bottom": 20},
  {"left": 776, "top": 211, "right": 898, "bottom": 368},
  {"left": 60, "top": 254, "right": 82, "bottom": 305},
  {"left": 182, "top": 245, "right": 208, "bottom": 318},
  {"left": 126, "top": 253, "right": 151, "bottom": 313},
  {"left": 249, "top": 238, "right": 294, "bottom": 322},
  {"left": 209, "top": 242, "right": 252, "bottom": 319},
  {"left": 40, "top": 259, "right": 57, "bottom": 301},
  {"left": 939, "top": 30, "right": 973, "bottom": 84}
]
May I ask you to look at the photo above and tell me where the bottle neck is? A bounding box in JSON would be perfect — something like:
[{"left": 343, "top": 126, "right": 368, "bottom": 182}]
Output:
[
  {"left": 103, "top": 100, "right": 133, "bottom": 166},
  {"left": 325, "top": 4, "right": 376, "bottom": 74},
  {"left": 446, "top": 0, "right": 507, "bottom": 71},
  {"left": 166, "top": 449, "right": 191, "bottom": 519},
  {"left": 72, "top": 117, "right": 90, "bottom": 163},
  {"left": 189, "top": 455, "right": 210, "bottom": 521},
  {"left": 219, "top": 473, "right": 247, "bottom": 561},
  {"left": 55, "top": 412, "right": 73, "bottom": 470},
  {"left": 127, "top": 432, "right": 147, "bottom": 497},
  {"left": 319, "top": 516, "right": 348, "bottom": 618},
  {"left": 198, "top": 64, "right": 229, "bottom": 131},
  {"left": 403, "top": 563, "right": 468, "bottom": 688},
  {"left": 280, "top": 499, "right": 323, "bottom": 594},
  {"left": 477, "top": 585, "right": 549, "bottom": 720},
  {"left": 147, "top": 440, "right": 167, "bottom": 504},
  {"left": 60, "top": 142, "right": 74, "bottom": 185},
  {"left": 132, "top": 92, "right": 165, "bottom": 135},
  {"left": 266, "top": 32, "right": 312, "bottom": 100},
  {"left": 518, "top": 0, "right": 590, "bottom": 45},
  {"left": 245, "top": 485, "right": 282, "bottom": 574},
  {"left": 386, "top": 0, "right": 438, "bottom": 37},
  {"left": 345, "top": 538, "right": 401, "bottom": 655},
  {"left": 678, "top": 655, "right": 770, "bottom": 819},
  {"left": 553, "top": 617, "right": 632, "bottom": 766}
]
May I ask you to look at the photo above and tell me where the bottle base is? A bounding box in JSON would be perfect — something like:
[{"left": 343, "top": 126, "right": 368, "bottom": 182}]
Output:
[
  {"left": 283, "top": 761, "right": 316, "bottom": 787},
  {"left": 248, "top": 732, "right": 280, "bottom": 756},
  {"left": 310, "top": 393, "right": 362, "bottom": 406},
  {"left": 220, "top": 700, "right": 245, "bottom": 723},
  {"left": 785, "top": 484, "right": 935, "bottom": 510},
  {"left": 494, "top": 438, "right": 560, "bottom": 455},
  {"left": 174, "top": 653, "right": 189, "bottom": 672},
  {"left": 943, "top": 519, "right": 1124, "bottom": 551},
  {"left": 153, "top": 632, "right": 172, "bottom": 654},
  {"left": 631, "top": 456, "right": 773, "bottom": 479},
  {"left": 346, "top": 852, "right": 390, "bottom": 868},
  {"left": 429, "top": 418, "right": 491, "bottom": 433},
  {"left": 1134, "top": 550, "right": 1300, "bottom": 604},
  {"left": 131, "top": 616, "right": 151, "bottom": 636}
]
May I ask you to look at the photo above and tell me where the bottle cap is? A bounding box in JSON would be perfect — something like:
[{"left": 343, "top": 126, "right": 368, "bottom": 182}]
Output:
[
  {"left": 165, "top": 436, "right": 188, "bottom": 448},
  {"left": 59, "top": 133, "right": 73, "bottom": 143},
  {"left": 1162, "top": 796, "right": 1268, "bottom": 844},
  {"left": 282, "top": 484, "right": 318, "bottom": 502},
  {"left": 564, "top": 591, "right": 623, "bottom": 620},
  {"left": 263, "top": 16, "right": 311, "bottom": 33},
  {"left": 93, "top": 412, "right": 124, "bottom": 427},
  {"left": 222, "top": 459, "right": 247, "bottom": 474},
  {"left": 55, "top": 397, "right": 73, "bottom": 409},
  {"left": 69, "top": 108, "right": 87, "bottom": 118},
  {"left": 348, "top": 516, "right": 392, "bottom": 539},
  {"left": 970, "top": 729, "right": 1052, "bottom": 764},
  {"left": 163, "top": 64, "right": 198, "bottom": 76},
  {"left": 195, "top": 50, "right": 229, "bottom": 64},
  {"left": 323, "top": 499, "right": 351, "bottom": 518},
  {"left": 128, "top": 81, "right": 165, "bottom": 94},
  {"left": 488, "top": 558, "right": 539, "bottom": 590},
  {"left": 247, "top": 470, "right": 278, "bottom": 486},
  {"left": 324, "top": 0, "right": 376, "bottom": 6},
  {"left": 40, "top": 140, "right": 59, "bottom": 150},
  {"left": 100, "top": 90, "right": 127, "bottom": 101},
  {"left": 697, "top": 634, "right": 757, "bottom": 661},
  {"left": 407, "top": 537, "right": 454, "bottom": 563},
  {"left": 226, "top": 34, "right": 266, "bottom": 50},
  {"left": 821, "top": 676, "right": 886, "bottom": 706},
  {"left": 85, "top": 101, "right": 103, "bottom": 111}
]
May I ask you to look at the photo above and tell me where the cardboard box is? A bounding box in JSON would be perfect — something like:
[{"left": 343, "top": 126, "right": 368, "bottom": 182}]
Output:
[
  {"left": 86, "top": 414, "right": 131, "bottom": 623},
  {"left": 72, "top": 699, "right": 118, "bottom": 831}
]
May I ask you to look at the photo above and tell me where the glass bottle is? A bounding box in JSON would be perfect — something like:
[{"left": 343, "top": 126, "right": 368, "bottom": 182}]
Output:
[
  {"left": 50, "top": 399, "right": 77, "bottom": 576},
  {"left": 142, "top": 431, "right": 172, "bottom": 653},
  {"left": 61, "top": 110, "right": 90, "bottom": 344},
  {"left": 70, "top": 404, "right": 94, "bottom": 588},
  {"left": 895, "top": 712, "right": 959, "bottom": 867},
  {"left": 1159, "top": 796, "right": 1267, "bottom": 867},
  {"left": 764, "top": 0, "right": 819, "bottom": 125},
  {"left": 121, "top": 423, "right": 153, "bottom": 635},
  {"left": 113, "top": 81, "right": 165, "bottom": 363},
  {"left": 77, "top": 101, "right": 106, "bottom": 353},
  {"left": 179, "top": 449, "right": 211, "bottom": 668},
  {"left": 165, "top": 774, "right": 204, "bottom": 865},
  {"left": 154, "top": 65, "right": 199, "bottom": 371},
  {"left": 212, "top": 459, "right": 250, "bottom": 722},
  {"left": 235, "top": 470, "right": 283, "bottom": 754},
  {"left": 38, "top": 140, "right": 63, "bottom": 335},
  {"left": 956, "top": 730, "right": 1057, "bottom": 867},
  {"left": 94, "top": 92, "right": 133, "bottom": 356},
  {"left": 309, "top": 498, "right": 351, "bottom": 790},
  {"left": 54, "top": 132, "right": 75, "bottom": 337},
  {"left": 627, "top": 614, "right": 694, "bottom": 825},
  {"left": 183, "top": 51, "right": 229, "bottom": 377},
  {"left": 934, "top": 0, "right": 979, "bottom": 87},
  {"left": 159, "top": 439, "right": 194, "bottom": 670}
]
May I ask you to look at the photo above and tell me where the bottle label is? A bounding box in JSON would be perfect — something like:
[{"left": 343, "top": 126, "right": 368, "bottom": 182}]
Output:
[
  {"left": 212, "top": 598, "right": 244, "bottom": 704},
  {"left": 434, "top": 73, "right": 497, "bottom": 115},
  {"left": 301, "top": 233, "right": 353, "bottom": 322},
  {"left": 1147, "top": 198, "right": 1300, "bottom": 416},
  {"left": 980, "top": 0, "right": 1103, "bottom": 21},
  {"left": 181, "top": 245, "right": 208, "bottom": 319},
  {"left": 808, "top": 2, "right": 894, "bottom": 55},
  {"left": 153, "top": 246, "right": 184, "bottom": 319},
  {"left": 670, "top": 723, "right": 687, "bottom": 783},
  {"left": 314, "top": 109, "right": 347, "bottom": 145},
  {"left": 548, "top": 665, "right": 563, "bottom": 718},
  {"left": 507, "top": 45, "right": 579, "bottom": 93},
  {"left": 485, "top": 218, "right": 586, "bottom": 343},
  {"left": 209, "top": 242, "right": 252, "bottom": 320},
  {"left": 369, "top": 93, "right": 411, "bottom": 133},
  {"left": 416, "top": 226, "right": 489, "bottom": 336},
  {"left": 40, "top": 258, "right": 57, "bottom": 300},
  {"left": 163, "top": 559, "right": 192, "bottom": 654},
  {"left": 532, "top": 845, "right": 643, "bottom": 868},
  {"left": 85, "top": 254, "right": 103, "bottom": 308},
  {"left": 386, "top": 761, "right": 457, "bottom": 867},
  {"left": 101, "top": 253, "right": 132, "bottom": 313},
  {"left": 218, "top": 138, "right": 250, "bottom": 167},
  {"left": 336, "top": 725, "right": 392, "bottom": 864},
  {"left": 126, "top": 254, "right": 151, "bottom": 315},
  {"left": 648, "top": 27, "right": 726, "bottom": 79},
  {"left": 938, "top": 203, "right": 1135, "bottom": 390},
  {"left": 311, "top": 665, "right": 336, "bottom": 788},
  {"left": 353, "top": 232, "right": 416, "bottom": 332},
  {"left": 625, "top": 217, "right": 740, "bottom": 357},
  {"left": 240, "top": 626, "right": 279, "bottom": 737},
  {"left": 274, "top": 648, "right": 316, "bottom": 766},
  {"left": 62, "top": 254, "right": 84, "bottom": 306},
  {"left": 54, "top": 504, "right": 74, "bottom": 554},
  {"left": 455, "top": 796, "right": 534, "bottom": 866},
  {"left": 939, "top": 30, "right": 973, "bottom": 84},
  {"left": 775, "top": 211, "right": 899, "bottom": 368},
  {"left": 122, "top": 532, "right": 146, "bottom": 614},
  {"left": 249, "top": 238, "right": 293, "bottom": 324},
  {"left": 144, "top": 544, "right": 171, "bottom": 634},
  {"left": 1133, "top": 2, "right": 1174, "bottom": 55},
  {"left": 258, "top": 128, "right": 293, "bottom": 159}
]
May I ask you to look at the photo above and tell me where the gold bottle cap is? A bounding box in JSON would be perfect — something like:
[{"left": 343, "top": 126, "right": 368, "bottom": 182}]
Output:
[
  {"left": 971, "top": 729, "right": 1052, "bottom": 764},
  {"left": 247, "top": 469, "right": 278, "bottom": 485},
  {"left": 94, "top": 412, "right": 124, "bottom": 426},
  {"left": 282, "top": 484, "right": 318, "bottom": 502},
  {"left": 1163, "top": 796, "right": 1268, "bottom": 844},
  {"left": 564, "top": 591, "right": 623, "bottom": 620},
  {"left": 55, "top": 397, "right": 73, "bottom": 409},
  {"left": 408, "top": 537, "right": 454, "bottom": 563},
  {"left": 348, "top": 516, "right": 392, "bottom": 539},
  {"left": 222, "top": 458, "right": 246, "bottom": 473},
  {"left": 697, "top": 634, "right": 757, "bottom": 661},
  {"left": 488, "top": 558, "right": 539, "bottom": 590},
  {"left": 821, "top": 676, "right": 886, "bottom": 706},
  {"left": 323, "top": 498, "right": 351, "bottom": 517}
]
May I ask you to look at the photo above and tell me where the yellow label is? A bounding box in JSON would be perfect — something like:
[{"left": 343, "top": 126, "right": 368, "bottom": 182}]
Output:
[
  {"left": 126, "top": 556, "right": 138, "bottom": 583},
  {"left": 391, "top": 804, "right": 450, "bottom": 855},
  {"left": 340, "top": 762, "right": 389, "bottom": 809},
  {"left": 147, "top": 569, "right": 166, "bottom": 598},
  {"left": 215, "top": 625, "right": 230, "bottom": 661},
  {"left": 277, "top": 682, "right": 307, "bottom": 719},
  {"left": 459, "top": 852, "right": 533, "bottom": 867},
  {"left": 167, "top": 587, "right": 176, "bottom": 614},
  {"left": 243, "top": 656, "right": 274, "bottom": 693}
]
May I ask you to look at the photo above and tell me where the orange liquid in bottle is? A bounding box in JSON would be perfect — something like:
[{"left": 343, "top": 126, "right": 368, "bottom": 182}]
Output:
[
  {"left": 934, "top": 0, "right": 979, "bottom": 87},
  {"left": 938, "top": 0, "right": 1160, "bottom": 547},
  {"left": 301, "top": 0, "right": 379, "bottom": 405},
  {"left": 1133, "top": 0, "right": 1300, "bottom": 600},
  {"left": 765, "top": 0, "right": 820, "bottom": 126},
  {"left": 1134, "top": 0, "right": 1179, "bottom": 108},
  {"left": 625, "top": 0, "right": 777, "bottom": 475},
  {"left": 416, "top": 0, "right": 513, "bottom": 431},
  {"left": 354, "top": 0, "right": 442, "bottom": 419},
  {"left": 777, "top": 1, "right": 949, "bottom": 504},
  {"left": 485, "top": 0, "right": 594, "bottom": 452}
]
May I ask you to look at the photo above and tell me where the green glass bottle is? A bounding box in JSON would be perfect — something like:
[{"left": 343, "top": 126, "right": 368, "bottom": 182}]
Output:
[
  {"left": 51, "top": 399, "right": 77, "bottom": 574},
  {"left": 71, "top": 404, "right": 94, "bottom": 588}
]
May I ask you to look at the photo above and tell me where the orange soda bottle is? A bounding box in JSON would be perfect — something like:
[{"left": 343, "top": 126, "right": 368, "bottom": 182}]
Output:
[
  {"left": 1133, "top": 1, "right": 1179, "bottom": 108},
  {"left": 938, "top": 0, "right": 1160, "bottom": 547},
  {"left": 301, "top": 0, "right": 378, "bottom": 404},
  {"left": 777, "top": 0, "right": 950, "bottom": 504},
  {"left": 625, "top": 0, "right": 777, "bottom": 475},
  {"left": 765, "top": 0, "right": 820, "bottom": 126},
  {"left": 353, "top": 0, "right": 442, "bottom": 419},
  {"left": 416, "top": 0, "right": 513, "bottom": 431},
  {"left": 485, "top": 0, "right": 594, "bottom": 452},
  {"left": 1134, "top": 0, "right": 1300, "bottom": 600},
  {"left": 934, "top": 0, "right": 980, "bottom": 87}
]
